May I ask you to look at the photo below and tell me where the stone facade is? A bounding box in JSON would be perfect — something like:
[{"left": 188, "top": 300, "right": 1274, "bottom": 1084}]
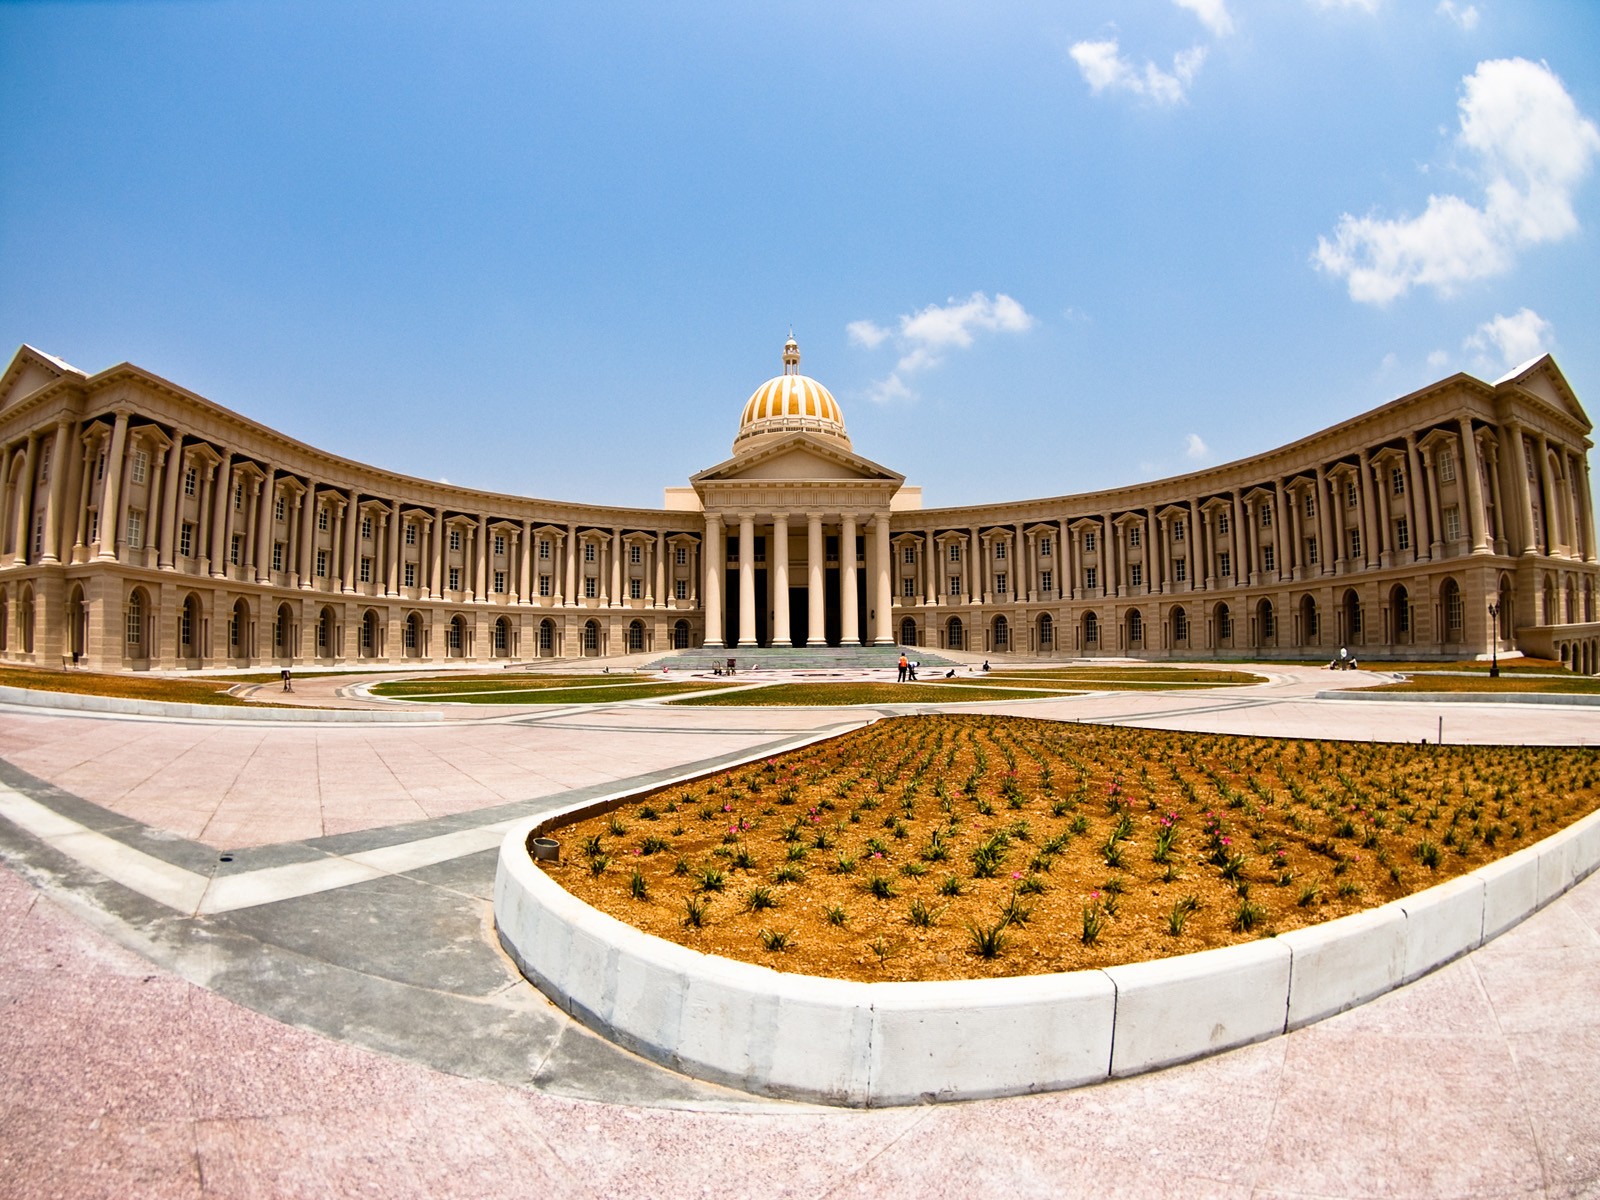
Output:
[{"left": 1, "top": 341, "right": 1596, "bottom": 672}]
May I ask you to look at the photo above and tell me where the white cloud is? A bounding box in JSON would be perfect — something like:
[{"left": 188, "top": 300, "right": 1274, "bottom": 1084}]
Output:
[
  {"left": 1069, "top": 38, "right": 1207, "bottom": 106},
  {"left": 1314, "top": 58, "right": 1600, "bottom": 304},
  {"left": 1310, "top": 0, "right": 1380, "bottom": 11},
  {"left": 1465, "top": 307, "right": 1553, "bottom": 368},
  {"left": 1427, "top": 348, "right": 1451, "bottom": 369},
  {"left": 1437, "top": 1, "right": 1479, "bottom": 31},
  {"left": 846, "top": 319, "right": 890, "bottom": 349},
  {"left": 1174, "top": 0, "right": 1234, "bottom": 38},
  {"left": 850, "top": 292, "right": 1034, "bottom": 403},
  {"left": 1184, "top": 433, "right": 1209, "bottom": 460}
]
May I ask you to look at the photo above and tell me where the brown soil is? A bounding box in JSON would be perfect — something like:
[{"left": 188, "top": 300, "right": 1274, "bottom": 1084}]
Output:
[{"left": 539, "top": 715, "right": 1600, "bottom": 982}]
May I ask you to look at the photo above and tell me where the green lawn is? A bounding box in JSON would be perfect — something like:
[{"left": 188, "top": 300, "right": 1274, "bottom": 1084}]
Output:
[
  {"left": 382, "top": 680, "right": 732, "bottom": 704},
  {"left": 0, "top": 666, "right": 255, "bottom": 705},
  {"left": 669, "top": 682, "right": 1078, "bottom": 706},
  {"left": 370, "top": 673, "right": 654, "bottom": 697},
  {"left": 980, "top": 666, "right": 1264, "bottom": 688},
  {"left": 1360, "top": 674, "right": 1600, "bottom": 696}
]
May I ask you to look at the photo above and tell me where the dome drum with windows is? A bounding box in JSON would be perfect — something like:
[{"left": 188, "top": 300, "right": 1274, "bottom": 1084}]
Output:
[{"left": 733, "top": 335, "right": 851, "bottom": 453}]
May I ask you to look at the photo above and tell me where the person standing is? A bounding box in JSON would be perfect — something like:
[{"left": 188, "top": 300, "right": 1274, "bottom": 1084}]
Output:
[{"left": 897, "top": 652, "right": 908, "bottom": 682}]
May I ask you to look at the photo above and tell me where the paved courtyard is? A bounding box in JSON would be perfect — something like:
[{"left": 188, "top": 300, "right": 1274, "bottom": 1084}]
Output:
[{"left": 1, "top": 665, "right": 1598, "bottom": 1198}]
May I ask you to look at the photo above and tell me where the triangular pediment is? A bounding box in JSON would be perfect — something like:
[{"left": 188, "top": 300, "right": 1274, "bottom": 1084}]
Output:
[
  {"left": 1495, "top": 354, "right": 1590, "bottom": 431},
  {"left": 691, "top": 433, "right": 905, "bottom": 492},
  {"left": 0, "top": 345, "right": 84, "bottom": 412}
]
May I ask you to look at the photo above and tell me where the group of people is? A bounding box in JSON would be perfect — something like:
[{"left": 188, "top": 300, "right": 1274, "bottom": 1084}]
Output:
[
  {"left": 1329, "top": 646, "right": 1360, "bottom": 670},
  {"left": 896, "top": 654, "right": 920, "bottom": 682}
]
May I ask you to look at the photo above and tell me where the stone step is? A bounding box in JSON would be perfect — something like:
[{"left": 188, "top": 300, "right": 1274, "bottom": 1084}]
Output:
[{"left": 646, "top": 644, "right": 955, "bottom": 671}]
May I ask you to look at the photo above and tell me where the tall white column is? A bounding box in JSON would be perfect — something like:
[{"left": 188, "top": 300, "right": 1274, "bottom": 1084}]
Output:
[
  {"left": 94, "top": 411, "right": 131, "bottom": 561},
  {"left": 874, "top": 515, "right": 893, "bottom": 644},
  {"left": 704, "top": 514, "right": 725, "bottom": 647},
  {"left": 654, "top": 531, "right": 666, "bottom": 607},
  {"left": 737, "top": 514, "right": 757, "bottom": 646},
  {"left": 1459, "top": 418, "right": 1489, "bottom": 553},
  {"left": 841, "top": 514, "right": 859, "bottom": 644},
  {"left": 610, "top": 527, "right": 623, "bottom": 606},
  {"left": 772, "top": 515, "right": 790, "bottom": 646},
  {"left": 807, "top": 513, "right": 825, "bottom": 645}
]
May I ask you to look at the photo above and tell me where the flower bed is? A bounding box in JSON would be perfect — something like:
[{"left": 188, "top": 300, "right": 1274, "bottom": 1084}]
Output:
[{"left": 536, "top": 715, "right": 1600, "bottom": 982}]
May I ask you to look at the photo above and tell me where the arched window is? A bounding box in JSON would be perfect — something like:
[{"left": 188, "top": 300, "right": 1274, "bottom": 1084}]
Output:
[
  {"left": 361, "top": 610, "right": 379, "bottom": 656},
  {"left": 1215, "top": 603, "right": 1231, "bottom": 643},
  {"left": 404, "top": 612, "right": 423, "bottom": 655},
  {"left": 627, "top": 620, "right": 645, "bottom": 652},
  {"left": 1256, "top": 599, "right": 1274, "bottom": 642},
  {"left": 992, "top": 614, "right": 1009, "bottom": 649},
  {"left": 493, "top": 617, "right": 510, "bottom": 655},
  {"left": 275, "top": 603, "right": 294, "bottom": 655},
  {"left": 1083, "top": 611, "right": 1099, "bottom": 646},
  {"left": 539, "top": 619, "right": 556, "bottom": 655},
  {"left": 318, "top": 606, "right": 337, "bottom": 656},
  {"left": 1443, "top": 579, "right": 1464, "bottom": 640},
  {"left": 900, "top": 617, "right": 918, "bottom": 646},
  {"left": 126, "top": 589, "right": 146, "bottom": 656},
  {"left": 1128, "top": 609, "right": 1143, "bottom": 645},
  {"left": 1300, "top": 596, "right": 1318, "bottom": 643},
  {"left": 1390, "top": 585, "right": 1409, "bottom": 638},
  {"left": 1037, "top": 612, "right": 1053, "bottom": 651},
  {"left": 180, "top": 594, "right": 201, "bottom": 651},
  {"left": 18, "top": 587, "right": 34, "bottom": 654},
  {"left": 447, "top": 616, "right": 466, "bottom": 656},
  {"left": 1342, "top": 590, "right": 1361, "bottom": 640},
  {"left": 946, "top": 616, "right": 964, "bottom": 650},
  {"left": 582, "top": 619, "right": 600, "bottom": 653},
  {"left": 672, "top": 619, "right": 689, "bottom": 650},
  {"left": 1171, "top": 606, "right": 1188, "bottom": 643}
]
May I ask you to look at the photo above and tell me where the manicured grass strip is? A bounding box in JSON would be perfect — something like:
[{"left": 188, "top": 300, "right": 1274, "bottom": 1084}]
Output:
[
  {"left": 1286, "top": 658, "right": 1563, "bottom": 674},
  {"left": 1361, "top": 675, "right": 1600, "bottom": 695},
  {"left": 973, "top": 668, "right": 1263, "bottom": 688},
  {"left": 670, "top": 682, "right": 1078, "bottom": 706},
  {"left": 0, "top": 666, "right": 253, "bottom": 706},
  {"left": 370, "top": 673, "right": 653, "bottom": 696},
  {"left": 389, "top": 681, "right": 732, "bottom": 704}
]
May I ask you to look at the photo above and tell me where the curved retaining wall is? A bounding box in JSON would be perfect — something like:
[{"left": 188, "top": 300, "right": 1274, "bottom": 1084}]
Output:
[
  {"left": 0, "top": 685, "right": 432, "bottom": 723},
  {"left": 494, "top": 805, "right": 1600, "bottom": 1107}
]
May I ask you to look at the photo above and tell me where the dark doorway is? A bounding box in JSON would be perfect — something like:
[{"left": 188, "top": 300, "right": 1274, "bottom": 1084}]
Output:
[{"left": 788, "top": 586, "right": 808, "bottom": 647}]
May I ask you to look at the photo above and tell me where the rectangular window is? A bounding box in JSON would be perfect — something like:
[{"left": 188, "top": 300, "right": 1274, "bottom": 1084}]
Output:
[
  {"left": 1084, "top": 531, "right": 1096, "bottom": 552},
  {"left": 131, "top": 450, "right": 148, "bottom": 486},
  {"left": 540, "top": 539, "right": 552, "bottom": 560},
  {"left": 495, "top": 570, "right": 508, "bottom": 594},
  {"left": 1039, "top": 536, "right": 1051, "bottom": 557},
  {"left": 448, "top": 566, "right": 461, "bottom": 590},
  {"left": 1392, "top": 467, "right": 1405, "bottom": 496},
  {"left": 1217, "top": 512, "right": 1230, "bottom": 535},
  {"left": 1084, "top": 566, "right": 1098, "bottom": 589},
  {"left": 230, "top": 533, "right": 243, "bottom": 565},
  {"left": 1040, "top": 569, "right": 1052, "bottom": 593},
  {"left": 89, "top": 511, "right": 99, "bottom": 543},
  {"left": 96, "top": 452, "right": 105, "bottom": 481},
  {"left": 360, "top": 557, "right": 372, "bottom": 584},
  {"left": 584, "top": 576, "right": 597, "bottom": 598},
  {"left": 1439, "top": 453, "right": 1456, "bottom": 483},
  {"left": 949, "top": 575, "right": 961, "bottom": 595},
  {"left": 994, "top": 542, "right": 1006, "bottom": 560},
  {"left": 1173, "top": 519, "right": 1185, "bottom": 543},
  {"left": 445, "top": 623, "right": 460, "bottom": 652},
  {"left": 1218, "top": 551, "right": 1231, "bottom": 577},
  {"left": 362, "top": 517, "right": 373, "bottom": 540},
  {"left": 1346, "top": 482, "right": 1358, "bottom": 509},
  {"left": 1174, "top": 608, "right": 1188, "bottom": 641},
  {"left": 995, "top": 572, "right": 1007, "bottom": 595},
  {"left": 272, "top": 541, "right": 284, "bottom": 572},
  {"left": 32, "top": 514, "right": 42, "bottom": 556},
  {"left": 37, "top": 444, "right": 50, "bottom": 483},
  {"left": 540, "top": 574, "right": 553, "bottom": 597},
  {"left": 1129, "top": 563, "right": 1143, "bottom": 587},
  {"left": 233, "top": 483, "right": 244, "bottom": 512},
  {"left": 1305, "top": 537, "right": 1319, "bottom": 565},
  {"left": 629, "top": 578, "right": 642, "bottom": 600},
  {"left": 404, "top": 562, "right": 417, "bottom": 587},
  {"left": 448, "top": 529, "right": 461, "bottom": 551},
  {"left": 1174, "top": 558, "right": 1187, "bottom": 583},
  {"left": 494, "top": 534, "right": 506, "bottom": 556},
  {"left": 1262, "top": 545, "right": 1275, "bottom": 571},
  {"left": 184, "top": 466, "right": 197, "bottom": 497},
  {"left": 1260, "top": 505, "right": 1272, "bottom": 528},
  {"left": 1129, "top": 526, "right": 1141, "bottom": 547},
  {"left": 1444, "top": 506, "right": 1461, "bottom": 541},
  {"left": 903, "top": 546, "right": 916, "bottom": 564},
  {"left": 318, "top": 507, "right": 329, "bottom": 532},
  {"left": 274, "top": 496, "right": 285, "bottom": 521},
  {"left": 403, "top": 620, "right": 417, "bottom": 651},
  {"left": 902, "top": 577, "right": 916, "bottom": 597},
  {"left": 126, "top": 510, "right": 144, "bottom": 549},
  {"left": 316, "top": 549, "right": 328, "bottom": 577},
  {"left": 1395, "top": 517, "right": 1410, "bottom": 551},
  {"left": 1348, "top": 529, "right": 1362, "bottom": 558},
  {"left": 629, "top": 544, "right": 641, "bottom": 564},
  {"left": 126, "top": 607, "right": 141, "bottom": 647},
  {"left": 1304, "top": 492, "right": 1315, "bottom": 519},
  {"left": 179, "top": 522, "right": 194, "bottom": 558},
  {"left": 674, "top": 546, "right": 686, "bottom": 565},
  {"left": 316, "top": 620, "right": 327, "bottom": 651},
  {"left": 948, "top": 544, "right": 960, "bottom": 562},
  {"left": 405, "top": 523, "right": 417, "bottom": 546},
  {"left": 674, "top": 579, "right": 687, "bottom": 600},
  {"left": 584, "top": 543, "right": 596, "bottom": 563}
]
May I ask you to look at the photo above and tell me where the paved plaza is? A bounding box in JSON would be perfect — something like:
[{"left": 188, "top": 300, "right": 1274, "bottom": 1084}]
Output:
[{"left": 1, "top": 665, "right": 1598, "bottom": 1198}]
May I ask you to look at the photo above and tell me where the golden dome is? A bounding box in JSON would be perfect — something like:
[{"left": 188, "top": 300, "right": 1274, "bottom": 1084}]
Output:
[{"left": 733, "top": 337, "right": 850, "bottom": 453}]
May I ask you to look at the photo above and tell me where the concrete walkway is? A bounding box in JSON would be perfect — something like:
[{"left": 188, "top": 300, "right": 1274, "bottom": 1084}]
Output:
[{"left": 2, "top": 664, "right": 1598, "bottom": 1198}]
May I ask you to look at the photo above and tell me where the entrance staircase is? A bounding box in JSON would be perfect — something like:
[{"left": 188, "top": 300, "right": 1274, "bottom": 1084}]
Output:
[{"left": 646, "top": 645, "right": 956, "bottom": 672}]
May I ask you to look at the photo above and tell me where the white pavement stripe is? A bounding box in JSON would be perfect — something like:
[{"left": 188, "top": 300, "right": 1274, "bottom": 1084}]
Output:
[
  {"left": 197, "top": 857, "right": 387, "bottom": 914},
  {"left": 345, "top": 824, "right": 513, "bottom": 876},
  {"left": 0, "top": 783, "right": 210, "bottom": 913}
]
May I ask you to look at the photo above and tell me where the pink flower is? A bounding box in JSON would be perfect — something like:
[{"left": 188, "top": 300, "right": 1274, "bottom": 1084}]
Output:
[{"left": 1012, "top": 872, "right": 1022, "bottom": 879}]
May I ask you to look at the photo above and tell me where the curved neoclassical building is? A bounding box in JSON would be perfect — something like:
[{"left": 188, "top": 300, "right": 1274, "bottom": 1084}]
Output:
[{"left": 0, "top": 337, "right": 1597, "bottom": 672}]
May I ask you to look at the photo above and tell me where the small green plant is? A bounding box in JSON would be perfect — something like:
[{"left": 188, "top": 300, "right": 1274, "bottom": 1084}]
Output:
[
  {"left": 1166, "top": 896, "right": 1198, "bottom": 937},
  {"left": 825, "top": 904, "right": 848, "bottom": 926},
  {"left": 899, "top": 861, "right": 928, "bottom": 878},
  {"left": 1297, "top": 882, "right": 1320, "bottom": 907},
  {"left": 833, "top": 852, "right": 858, "bottom": 875},
  {"left": 638, "top": 804, "right": 658, "bottom": 821},
  {"left": 1017, "top": 873, "right": 1046, "bottom": 896},
  {"left": 785, "top": 843, "right": 807, "bottom": 862},
  {"left": 757, "top": 927, "right": 794, "bottom": 952},
  {"left": 869, "top": 935, "right": 900, "bottom": 968},
  {"left": 865, "top": 873, "right": 898, "bottom": 900},
  {"left": 998, "top": 891, "right": 1032, "bottom": 926},
  {"left": 1081, "top": 898, "right": 1105, "bottom": 945},
  {"left": 967, "top": 917, "right": 1008, "bottom": 959},
  {"left": 639, "top": 835, "right": 670, "bottom": 856},
  {"left": 1100, "top": 835, "right": 1125, "bottom": 869},
  {"left": 773, "top": 864, "right": 806, "bottom": 884},
  {"left": 939, "top": 874, "right": 963, "bottom": 897},
  {"left": 672, "top": 855, "right": 690, "bottom": 876},
  {"left": 907, "top": 898, "right": 940, "bottom": 927},
  {"left": 696, "top": 866, "right": 726, "bottom": 893},
  {"left": 1233, "top": 898, "right": 1266, "bottom": 932},
  {"left": 1415, "top": 839, "right": 1442, "bottom": 869},
  {"left": 608, "top": 814, "right": 628, "bottom": 836},
  {"left": 682, "top": 894, "right": 710, "bottom": 927},
  {"left": 581, "top": 834, "right": 604, "bottom": 858},
  {"left": 744, "top": 885, "right": 778, "bottom": 912},
  {"left": 628, "top": 868, "right": 648, "bottom": 900},
  {"left": 587, "top": 854, "right": 610, "bottom": 877}
]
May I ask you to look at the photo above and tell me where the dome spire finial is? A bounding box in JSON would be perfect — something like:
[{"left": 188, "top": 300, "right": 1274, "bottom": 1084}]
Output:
[{"left": 782, "top": 330, "right": 800, "bottom": 376}]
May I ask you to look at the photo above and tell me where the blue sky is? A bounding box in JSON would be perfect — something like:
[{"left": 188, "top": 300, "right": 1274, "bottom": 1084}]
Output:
[{"left": 2, "top": 1, "right": 1597, "bottom": 510}]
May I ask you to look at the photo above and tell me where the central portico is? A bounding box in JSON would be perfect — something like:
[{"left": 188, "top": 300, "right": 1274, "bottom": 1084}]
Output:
[{"left": 679, "top": 336, "right": 914, "bottom": 648}]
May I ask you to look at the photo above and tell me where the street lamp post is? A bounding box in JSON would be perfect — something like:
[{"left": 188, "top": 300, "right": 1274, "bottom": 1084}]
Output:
[{"left": 1488, "top": 600, "right": 1500, "bottom": 678}]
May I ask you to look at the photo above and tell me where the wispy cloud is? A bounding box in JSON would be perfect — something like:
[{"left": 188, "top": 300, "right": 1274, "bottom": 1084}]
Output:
[
  {"left": 1069, "top": 39, "right": 1207, "bottom": 106},
  {"left": 850, "top": 292, "right": 1034, "bottom": 403},
  {"left": 1465, "top": 307, "right": 1553, "bottom": 369},
  {"left": 1314, "top": 58, "right": 1600, "bottom": 305},
  {"left": 1184, "top": 433, "right": 1210, "bottom": 461},
  {"left": 1173, "top": 0, "right": 1234, "bottom": 38},
  {"left": 1436, "top": 0, "right": 1480, "bottom": 30},
  {"left": 1310, "top": 0, "right": 1380, "bottom": 12}
]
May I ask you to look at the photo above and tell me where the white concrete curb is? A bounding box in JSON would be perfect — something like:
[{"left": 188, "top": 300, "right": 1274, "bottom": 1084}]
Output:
[
  {"left": 494, "top": 805, "right": 1600, "bottom": 1106},
  {"left": 0, "top": 684, "right": 432, "bottom": 723}
]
